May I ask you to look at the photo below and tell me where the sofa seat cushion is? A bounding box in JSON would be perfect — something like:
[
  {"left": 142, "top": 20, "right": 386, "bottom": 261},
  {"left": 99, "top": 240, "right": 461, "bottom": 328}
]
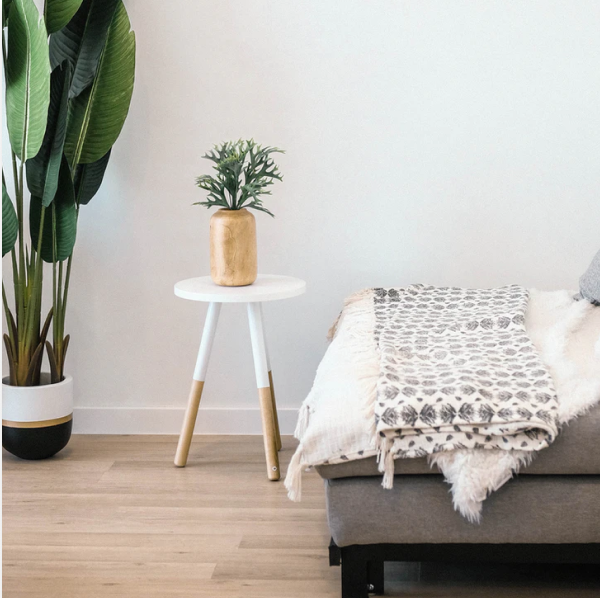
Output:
[
  {"left": 326, "top": 475, "right": 600, "bottom": 546},
  {"left": 316, "top": 404, "right": 600, "bottom": 479}
]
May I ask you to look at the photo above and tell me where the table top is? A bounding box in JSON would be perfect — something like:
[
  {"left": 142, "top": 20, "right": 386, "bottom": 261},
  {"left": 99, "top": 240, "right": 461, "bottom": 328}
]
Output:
[{"left": 174, "top": 275, "right": 306, "bottom": 303}]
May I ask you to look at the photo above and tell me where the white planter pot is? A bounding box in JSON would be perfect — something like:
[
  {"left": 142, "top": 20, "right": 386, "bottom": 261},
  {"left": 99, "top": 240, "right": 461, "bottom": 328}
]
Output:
[{"left": 2, "top": 374, "right": 73, "bottom": 460}]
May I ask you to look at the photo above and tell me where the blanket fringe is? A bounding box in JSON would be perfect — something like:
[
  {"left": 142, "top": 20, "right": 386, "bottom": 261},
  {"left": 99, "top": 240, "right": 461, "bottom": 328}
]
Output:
[
  {"left": 288, "top": 288, "right": 379, "bottom": 502},
  {"left": 377, "top": 437, "right": 396, "bottom": 489},
  {"left": 294, "top": 403, "right": 311, "bottom": 440},
  {"left": 285, "top": 444, "right": 305, "bottom": 502}
]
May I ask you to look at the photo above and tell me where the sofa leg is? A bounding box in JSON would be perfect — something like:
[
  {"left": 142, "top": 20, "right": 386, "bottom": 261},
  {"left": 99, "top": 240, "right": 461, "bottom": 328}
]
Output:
[
  {"left": 329, "top": 538, "right": 341, "bottom": 566},
  {"left": 341, "top": 548, "right": 369, "bottom": 598},
  {"left": 368, "top": 560, "right": 385, "bottom": 595}
]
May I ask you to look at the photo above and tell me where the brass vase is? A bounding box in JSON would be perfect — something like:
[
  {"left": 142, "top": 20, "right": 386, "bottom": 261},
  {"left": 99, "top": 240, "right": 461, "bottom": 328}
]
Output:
[{"left": 209, "top": 209, "right": 257, "bottom": 286}]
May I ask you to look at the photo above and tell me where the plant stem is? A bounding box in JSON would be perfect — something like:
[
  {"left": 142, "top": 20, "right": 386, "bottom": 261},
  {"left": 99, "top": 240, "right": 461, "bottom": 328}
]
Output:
[
  {"left": 2, "top": 283, "right": 9, "bottom": 321},
  {"left": 57, "top": 259, "right": 63, "bottom": 341},
  {"left": 52, "top": 244, "right": 58, "bottom": 350},
  {"left": 17, "top": 159, "right": 25, "bottom": 274},
  {"left": 11, "top": 151, "right": 19, "bottom": 210},
  {"left": 2, "top": 283, "right": 14, "bottom": 347},
  {"left": 23, "top": 206, "right": 45, "bottom": 357},
  {"left": 59, "top": 197, "right": 82, "bottom": 349},
  {"left": 10, "top": 247, "right": 20, "bottom": 319},
  {"left": 61, "top": 253, "right": 73, "bottom": 340}
]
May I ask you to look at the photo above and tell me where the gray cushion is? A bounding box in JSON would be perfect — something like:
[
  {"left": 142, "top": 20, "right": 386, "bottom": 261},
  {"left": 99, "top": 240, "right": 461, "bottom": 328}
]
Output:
[
  {"left": 326, "top": 475, "right": 600, "bottom": 546},
  {"left": 579, "top": 249, "right": 600, "bottom": 305},
  {"left": 317, "top": 404, "right": 600, "bottom": 479}
]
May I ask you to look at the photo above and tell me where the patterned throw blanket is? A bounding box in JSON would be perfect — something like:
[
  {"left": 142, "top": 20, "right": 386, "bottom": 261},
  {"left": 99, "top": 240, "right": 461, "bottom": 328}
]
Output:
[{"left": 372, "top": 285, "right": 559, "bottom": 487}]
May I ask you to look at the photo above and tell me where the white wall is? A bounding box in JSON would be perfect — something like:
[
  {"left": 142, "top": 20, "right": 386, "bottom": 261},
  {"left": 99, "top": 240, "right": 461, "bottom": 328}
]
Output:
[{"left": 3, "top": 1, "right": 600, "bottom": 433}]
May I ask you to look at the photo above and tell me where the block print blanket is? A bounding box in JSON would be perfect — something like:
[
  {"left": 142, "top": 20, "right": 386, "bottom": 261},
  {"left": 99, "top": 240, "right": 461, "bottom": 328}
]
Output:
[{"left": 371, "top": 285, "right": 559, "bottom": 488}]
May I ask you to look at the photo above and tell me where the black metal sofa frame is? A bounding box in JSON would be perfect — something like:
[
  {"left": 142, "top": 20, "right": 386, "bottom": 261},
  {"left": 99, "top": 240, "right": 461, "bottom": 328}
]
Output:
[{"left": 329, "top": 540, "right": 600, "bottom": 598}]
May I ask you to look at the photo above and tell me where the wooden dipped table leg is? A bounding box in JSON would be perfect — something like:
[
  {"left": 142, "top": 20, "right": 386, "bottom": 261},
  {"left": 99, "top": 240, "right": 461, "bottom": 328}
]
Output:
[
  {"left": 174, "top": 380, "right": 205, "bottom": 467},
  {"left": 258, "top": 386, "right": 280, "bottom": 480},
  {"left": 174, "top": 301, "right": 221, "bottom": 467},
  {"left": 268, "top": 371, "right": 282, "bottom": 451},
  {"left": 247, "top": 301, "right": 282, "bottom": 480}
]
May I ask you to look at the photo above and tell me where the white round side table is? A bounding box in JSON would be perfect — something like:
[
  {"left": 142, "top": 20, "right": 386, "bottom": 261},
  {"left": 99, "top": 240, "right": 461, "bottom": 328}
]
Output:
[{"left": 173, "top": 274, "right": 306, "bottom": 480}]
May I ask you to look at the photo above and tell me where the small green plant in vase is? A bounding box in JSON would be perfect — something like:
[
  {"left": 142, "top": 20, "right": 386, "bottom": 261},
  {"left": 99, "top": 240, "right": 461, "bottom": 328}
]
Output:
[{"left": 194, "top": 140, "right": 284, "bottom": 286}]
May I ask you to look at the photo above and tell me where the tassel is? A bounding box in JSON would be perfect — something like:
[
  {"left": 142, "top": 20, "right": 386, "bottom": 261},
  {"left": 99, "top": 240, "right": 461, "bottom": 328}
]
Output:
[
  {"left": 381, "top": 446, "right": 395, "bottom": 489},
  {"left": 376, "top": 437, "right": 395, "bottom": 489},
  {"left": 285, "top": 445, "right": 305, "bottom": 502},
  {"left": 294, "top": 403, "right": 311, "bottom": 440}
]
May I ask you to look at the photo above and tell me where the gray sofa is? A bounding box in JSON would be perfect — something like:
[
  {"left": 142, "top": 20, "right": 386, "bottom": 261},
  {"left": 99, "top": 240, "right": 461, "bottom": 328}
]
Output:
[{"left": 316, "top": 404, "right": 600, "bottom": 597}]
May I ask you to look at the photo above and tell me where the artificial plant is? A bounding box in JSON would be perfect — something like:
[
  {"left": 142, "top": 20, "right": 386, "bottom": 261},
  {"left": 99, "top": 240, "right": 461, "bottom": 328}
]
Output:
[
  {"left": 195, "top": 139, "right": 284, "bottom": 217},
  {"left": 2, "top": 0, "right": 135, "bottom": 385}
]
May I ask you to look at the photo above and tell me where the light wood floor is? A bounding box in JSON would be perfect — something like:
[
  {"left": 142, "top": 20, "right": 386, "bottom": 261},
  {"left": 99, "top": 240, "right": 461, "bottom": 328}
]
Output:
[{"left": 3, "top": 435, "right": 598, "bottom": 597}]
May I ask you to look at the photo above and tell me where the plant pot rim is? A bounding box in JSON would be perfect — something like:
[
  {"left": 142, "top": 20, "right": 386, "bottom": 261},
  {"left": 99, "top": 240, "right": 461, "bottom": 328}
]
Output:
[{"left": 2, "top": 374, "right": 73, "bottom": 389}]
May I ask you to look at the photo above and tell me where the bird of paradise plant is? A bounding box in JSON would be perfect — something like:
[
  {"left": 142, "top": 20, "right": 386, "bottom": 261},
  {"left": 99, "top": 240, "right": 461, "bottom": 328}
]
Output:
[{"left": 2, "top": 0, "right": 135, "bottom": 386}]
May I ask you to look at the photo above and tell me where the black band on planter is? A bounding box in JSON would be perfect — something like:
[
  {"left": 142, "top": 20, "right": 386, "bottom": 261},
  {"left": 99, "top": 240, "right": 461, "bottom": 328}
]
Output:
[{"left": 2, "top": 417, "right": 73, "bottom": 460}]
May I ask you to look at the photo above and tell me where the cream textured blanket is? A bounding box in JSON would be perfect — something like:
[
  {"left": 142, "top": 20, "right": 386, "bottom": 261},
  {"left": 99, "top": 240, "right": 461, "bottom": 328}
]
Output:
[{"left": 286, "top": 289, "right": 600, "bottom": 522}]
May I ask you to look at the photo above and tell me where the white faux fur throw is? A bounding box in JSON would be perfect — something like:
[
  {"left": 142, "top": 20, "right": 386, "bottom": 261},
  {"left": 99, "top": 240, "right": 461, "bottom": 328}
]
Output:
[{"left": 286, "top": 289, "right": 600, "bottom": 522}]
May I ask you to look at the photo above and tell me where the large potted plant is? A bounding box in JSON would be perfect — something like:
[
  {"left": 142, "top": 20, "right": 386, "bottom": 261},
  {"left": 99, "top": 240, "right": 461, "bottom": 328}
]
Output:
[
  {"left": 195, "top": 140, "right": 284, "bottom": 286},
  {"left": 2, "top": 0, "right": 135, "bottom": 459}
]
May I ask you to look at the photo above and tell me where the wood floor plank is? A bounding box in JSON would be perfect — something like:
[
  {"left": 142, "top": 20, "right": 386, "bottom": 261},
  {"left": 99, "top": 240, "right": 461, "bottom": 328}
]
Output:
[
  {"left": 212, "top": 549, "right": 333, "bottom": 581},
  {"left": 2, "top": 491, "right": 325, "bottom": 510},
  {"left": 2, "top": 578, "right": 340, "bottom": 598},
  {"left": 3, "top": 559, "right": 216, "bottom": 580},
  {"left": 3, "top": 536, "right": 241, "bottom": 563},
  {"left": 239, "top": 534, "right": 331, "bottom": 550},
  {"left": 2, "top": 532, "right": 241, "bottom": 548}
]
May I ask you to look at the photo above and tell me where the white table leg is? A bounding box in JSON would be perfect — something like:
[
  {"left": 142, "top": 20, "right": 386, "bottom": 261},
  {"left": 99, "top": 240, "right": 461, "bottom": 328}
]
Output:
[
  {"left": 174, "top": 302, "right": 221, "bottom": 467},
  {"left": 259, "top": 304, "right": 282, "bottom": 451},
  {"left": 248, "top": 302, "right": 280, "bottom": 480}
]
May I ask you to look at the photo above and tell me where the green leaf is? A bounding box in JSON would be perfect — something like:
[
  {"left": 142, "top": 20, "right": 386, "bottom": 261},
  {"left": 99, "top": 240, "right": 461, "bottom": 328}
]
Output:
[
  {"left": 74, "top": 148, "right": 110, "bottom": 205},
  {"left": 26, "top": 62, "right": 72, "bottom": 206},
  {"left": 49, "top": 0, "right": 119, "bottom": 98},
  {"left": 45, "top": 341, "right": 59, "bottom": 383},
  {"left": 3, "top": 334, "right": 17, "bottom": 385},
  {"left": 48, "top": 0, "right": 87, "bottom": 69},
  {"left": 64, "top": 0, "right": 135, "bottom": 165},
  {"left": 248, "top": 203, "right": 274, "bottom": 217},
  {"left": 3, "top": 0, "right": 12, "bottom": 27},
  {"left": 5, "top": 0, "right": 51, "bottom": 161},
  {"left": 24, "top": 340, "right": 44, "bottom": 385},
  {"left": 2, "top": 179, "right": 19, "bottom": 256},
  {"left": 44, "top": 0, "right": 83, "bottom": 34},
  {"left": 29, "top": 155, "right": 77, "bottom": 262}
]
